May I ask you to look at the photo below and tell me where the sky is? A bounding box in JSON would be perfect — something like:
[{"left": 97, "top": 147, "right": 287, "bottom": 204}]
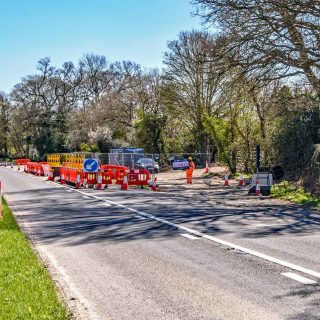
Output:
[{"left": 0, "top": 0, "right": 202, "bottom": 92}]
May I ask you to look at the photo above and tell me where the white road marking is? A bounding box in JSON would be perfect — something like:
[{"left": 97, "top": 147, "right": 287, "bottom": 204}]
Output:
[
  {"left": 180, "top": 233, "right": 199, "bottom": 240},
  {"left": 282, "top": 272, "right": 317, "bottom": 285},
  {"left": 41, "top": 251, "right": 100, "bottom": 320},
  {"left": 134, "top": 215, "right": 147, "bottom": 220},
  {"left": 44, "top": 180, "right": 320, "bottom": 280}
]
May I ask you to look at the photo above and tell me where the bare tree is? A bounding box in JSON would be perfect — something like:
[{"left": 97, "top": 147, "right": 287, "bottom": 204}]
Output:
[
  {"left": 193, "top": 0, "right": 320, "bottom": 93},
  {"left": 163, "top": 30, "right": 228, "bottom": 154}
]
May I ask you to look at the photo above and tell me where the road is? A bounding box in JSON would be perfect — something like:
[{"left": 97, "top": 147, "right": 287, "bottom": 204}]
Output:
[{"left": 1, "top": 167, "right": 320, "bottom": 320}]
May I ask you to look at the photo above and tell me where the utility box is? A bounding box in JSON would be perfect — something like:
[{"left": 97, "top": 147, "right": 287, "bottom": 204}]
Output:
[
  {"left": 252, "top": 173, "right": 273, "bottom": 186},
  {"left": 249, "top": 172, "right": 273, "bottom": 196}
]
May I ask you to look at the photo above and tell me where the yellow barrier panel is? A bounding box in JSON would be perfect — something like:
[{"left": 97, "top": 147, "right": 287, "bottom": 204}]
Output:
[{"left": 47, "top": 153, "right": 87, "bottom": 169}]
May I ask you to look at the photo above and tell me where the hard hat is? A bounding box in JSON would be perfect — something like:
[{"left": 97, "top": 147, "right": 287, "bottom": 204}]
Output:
[{"left": 188, "top": 156, "right": 192, "bottom": 160}]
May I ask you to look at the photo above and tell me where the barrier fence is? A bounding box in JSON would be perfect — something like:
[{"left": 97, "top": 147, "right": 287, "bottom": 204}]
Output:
[{"left": 45, "top": 152, "right": 211, "bottom": 170}]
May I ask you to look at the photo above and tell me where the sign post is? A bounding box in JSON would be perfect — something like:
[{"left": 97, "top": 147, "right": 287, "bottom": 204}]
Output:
[{"left": 256, "top": 144, "right": 260, "bottom": 172}]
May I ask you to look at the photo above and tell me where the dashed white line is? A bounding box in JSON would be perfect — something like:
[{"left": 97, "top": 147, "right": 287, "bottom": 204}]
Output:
[{"left": 282, "top": 272, "right": 317, "bottom": 285}]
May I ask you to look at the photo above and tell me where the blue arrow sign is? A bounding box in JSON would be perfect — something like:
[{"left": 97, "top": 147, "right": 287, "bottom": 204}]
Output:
[{"left": 83, "top": 158, "right": 99, "bottom": 173}]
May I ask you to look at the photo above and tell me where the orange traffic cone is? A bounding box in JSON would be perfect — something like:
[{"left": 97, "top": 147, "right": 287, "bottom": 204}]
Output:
[
  {"left": 224, "top": 174, "right": 229, "bottom": 186},
  {"left": 60, "top": 173, "right": 65, "bottom": 185},
  {"left": 238, "top": 174, "right": 244, "bottom": 186},
  {"left": 121, "top": 172, "right": 129, "bottom": 190},
  {"left": 47, "top": 170, "right": 54, "bottom": 181},
  {"left": 95, "top": 172, "right": 103, "bottom": 190},
  {"left": 151, "top": 176, "right": 157, "bottom": 191},
  {"left": 75, "top": 172, "right": 81, "bottom": 189},
  {"left": 205, "top": 161, "right": 209, "bottom": 173},
  {"left": 256, "top": 180, "right": 261, "bottom": 196}
]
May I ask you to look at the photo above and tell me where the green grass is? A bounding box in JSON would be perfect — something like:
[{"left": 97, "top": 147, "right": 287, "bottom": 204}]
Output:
[
  {"left": 0, "top": 199, "right": 70, "bottom": 320},
  {"left": 272, "top": 181, "right": 320, "bottom": 207}
]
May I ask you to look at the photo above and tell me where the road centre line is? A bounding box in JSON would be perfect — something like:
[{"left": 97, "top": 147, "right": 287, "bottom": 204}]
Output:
[
  {"left": 52, "top": 182, "right": 320, "bottom": 280},
  {"left": 282, "top": 272, "right": 317, "bottom": 285}
]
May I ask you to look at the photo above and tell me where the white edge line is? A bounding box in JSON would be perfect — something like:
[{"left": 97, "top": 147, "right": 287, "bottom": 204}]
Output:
[
  {"left": 180, "top": 233, "right": 199, "bottom": 240},
  {"left": 282, "top": 272, "right": 317, "bottom": 284},
  {"left": 47, "top": 180, "right": 320, "bottom": 280}
]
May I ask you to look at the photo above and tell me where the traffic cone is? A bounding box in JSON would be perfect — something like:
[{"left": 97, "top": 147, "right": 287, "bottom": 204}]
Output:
[
  {"left": 238, "top": 174, "right": 244, "bottom": 186},
  {"left": 224, "top": 174, "right": 229, "bottom": 186},
  {"left": 75, "top": 172, "right": 81, "bottom": 189},
  {"left": 121, "top": 172, "right": 129, "bottom": 190},
  {"left": 95, "top": 172, "right": 102, "bottom": 190},
  {"left": 205, "top": 161, "right": 209, "bottom": 173},
  {"left": 47, "top": 170, "right": 54, "bottom": 181},
  {"left": 60, "top": 173, "right": 65, "bottom": 185},
  {"left": 256, "top": 180, "right": 261, "bottom": 196},
  {"left": 151, "top": 176, "right": 157, "bottom": 191}
]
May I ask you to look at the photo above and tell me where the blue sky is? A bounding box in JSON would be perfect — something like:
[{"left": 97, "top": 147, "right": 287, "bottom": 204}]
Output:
[{"left": 0, "top": 0, "right": 202, "bottom": 92}]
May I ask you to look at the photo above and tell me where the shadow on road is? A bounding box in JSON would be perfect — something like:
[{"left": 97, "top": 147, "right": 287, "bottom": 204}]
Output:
[
  {"left": 276, "top": 284, "right": 320, "bottom": 320},
  {"left": 5, "top": 184, "right": 320, "bottom": 247}
]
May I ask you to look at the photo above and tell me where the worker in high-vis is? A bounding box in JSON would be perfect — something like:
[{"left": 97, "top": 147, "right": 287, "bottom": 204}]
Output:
[{"left": 186, "top": 156, "right": 195, "bottom": 184}]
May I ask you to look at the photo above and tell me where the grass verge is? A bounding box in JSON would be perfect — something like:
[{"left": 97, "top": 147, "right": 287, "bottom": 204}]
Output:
[
  {"left": 0, "top": 198, "right": 70, "bottom": 320},
  {"left": 272, "top": 181, "right": 320, "bottom": 208}
]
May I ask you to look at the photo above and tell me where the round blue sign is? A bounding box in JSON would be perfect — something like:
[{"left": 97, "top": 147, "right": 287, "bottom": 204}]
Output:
[{"left": 83, "top": 158, "right": 99, "bottom": 172}]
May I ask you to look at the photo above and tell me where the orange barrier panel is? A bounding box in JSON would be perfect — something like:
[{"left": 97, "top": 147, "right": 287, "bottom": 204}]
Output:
[
  {"left": 100, "top": 165, "right": 129, "bottom": 186},
  {"left": 55, "top": 165, "right": 150, "bottom": 189},
  {"left": 42, "top": 164, "right": 51, "bottom": 176},
  {"left": 101, "top": 169, "right": 113, "bottom": 185},
  {"left": 16, "top": 158, "right": 31, "bottom": 165},
  {"left": 127, "top": 169, "right": 150, "bottom": 186},
  {"left": 25, "top": 162, "right": 51, "bottom": 176},
  {"left": 84, "top": 172, "right": 97, "bottom": 185},
  {"left": 101, "top": 164, "right": 128, "bottom": 171}
]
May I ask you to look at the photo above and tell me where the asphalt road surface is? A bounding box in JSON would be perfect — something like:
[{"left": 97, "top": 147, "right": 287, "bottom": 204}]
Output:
[{"left": 1, "top": 167, "right": 320, "bottom": 320}]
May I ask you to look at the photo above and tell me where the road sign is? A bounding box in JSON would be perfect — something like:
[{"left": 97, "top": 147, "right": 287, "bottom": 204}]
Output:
[
  {"left": 83, "top": 158, "right": 99, "bottom": 173},
  {"left": 172, "top": 160, "right": 189, "bottom": 170}
]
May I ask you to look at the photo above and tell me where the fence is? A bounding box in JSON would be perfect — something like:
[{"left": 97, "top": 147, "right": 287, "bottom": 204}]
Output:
[{"left": 46, "top": 152, "right": 211, "bottom": 170}]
